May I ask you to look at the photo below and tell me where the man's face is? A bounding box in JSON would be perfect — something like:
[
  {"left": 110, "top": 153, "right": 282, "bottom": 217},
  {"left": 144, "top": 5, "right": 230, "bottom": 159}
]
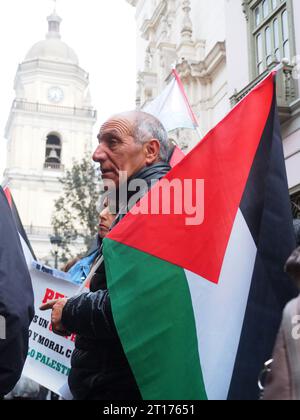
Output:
[{"left": 93, "top": 116, "right": 148, "bottom": 188}]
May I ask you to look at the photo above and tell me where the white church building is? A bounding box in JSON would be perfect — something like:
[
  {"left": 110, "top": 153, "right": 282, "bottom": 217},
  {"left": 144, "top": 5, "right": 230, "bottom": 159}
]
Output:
[{"left": 4, "top": 9, "right": 97, "bottom": 262}]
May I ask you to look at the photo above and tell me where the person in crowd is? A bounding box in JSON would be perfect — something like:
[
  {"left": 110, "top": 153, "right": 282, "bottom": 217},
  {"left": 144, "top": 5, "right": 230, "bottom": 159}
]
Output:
[
  {"left": 64, "top": 197, "right": 117, "bottom": 285},
  {"left": 41, "top": 111, "right": 171, "bottom": 400},
  {"left": 263, "top": 221, "right": 300, "bottom": 400},
  {"left": 0, "top": 187, "right": 34, "bottom": 398}
]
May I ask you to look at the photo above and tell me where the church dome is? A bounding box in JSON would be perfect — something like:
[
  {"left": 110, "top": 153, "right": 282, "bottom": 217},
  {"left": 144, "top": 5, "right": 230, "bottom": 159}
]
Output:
[
  {"left": 24, "top": 10, "right": 79, "bottom": 65},
  {"left": 25, "top": 39, "right": 79, "bottom": 64}
]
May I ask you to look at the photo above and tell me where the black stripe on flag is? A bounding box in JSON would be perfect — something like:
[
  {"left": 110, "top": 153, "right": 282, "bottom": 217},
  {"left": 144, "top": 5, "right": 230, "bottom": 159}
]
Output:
[
  {"left": 0, "top": 187, "right": 34, "bottom": 396},
  {"left": 10, "top": 195, "right": 36, "bottom": 261},
  {"left": 228, "top": 88, "right": 298, "bottom": 400}
]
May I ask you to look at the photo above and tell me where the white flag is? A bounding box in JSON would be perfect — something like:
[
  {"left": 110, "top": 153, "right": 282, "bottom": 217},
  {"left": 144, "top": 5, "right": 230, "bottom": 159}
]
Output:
[{"left": 143, "top": 70, "right": 198, "bottom": 132}]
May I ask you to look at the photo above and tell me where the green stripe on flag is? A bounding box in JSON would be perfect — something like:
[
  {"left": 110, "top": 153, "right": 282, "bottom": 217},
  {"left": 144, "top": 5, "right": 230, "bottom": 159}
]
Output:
[{"left": 103, "top": 238, "right": 207, "bottom": 400}]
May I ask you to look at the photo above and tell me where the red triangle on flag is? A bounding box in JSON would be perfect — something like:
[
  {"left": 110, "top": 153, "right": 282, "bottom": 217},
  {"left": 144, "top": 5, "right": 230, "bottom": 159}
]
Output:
[{"left": 169, "top": 146, "right": 185, "bottom": 168}]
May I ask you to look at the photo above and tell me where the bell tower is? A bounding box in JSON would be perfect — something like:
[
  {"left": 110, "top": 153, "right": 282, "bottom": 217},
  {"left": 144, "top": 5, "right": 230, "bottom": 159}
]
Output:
[{"left": 4, "top": 9, "right": 97, "bottom": 261}]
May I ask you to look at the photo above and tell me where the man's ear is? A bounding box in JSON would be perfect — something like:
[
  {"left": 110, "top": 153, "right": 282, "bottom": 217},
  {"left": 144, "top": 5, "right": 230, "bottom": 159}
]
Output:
[{"left": 144, "top": 139, "right": 160, "bottom": 165}]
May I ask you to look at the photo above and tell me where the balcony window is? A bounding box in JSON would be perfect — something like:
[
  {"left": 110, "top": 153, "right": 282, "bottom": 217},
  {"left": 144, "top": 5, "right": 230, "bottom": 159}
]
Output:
[{"left": 247, "top": 0, "right": 294, "bottom": 77}]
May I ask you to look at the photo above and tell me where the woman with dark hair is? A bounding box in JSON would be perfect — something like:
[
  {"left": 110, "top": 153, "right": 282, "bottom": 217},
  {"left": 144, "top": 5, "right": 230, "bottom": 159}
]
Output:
[{"left": 65, "top": 197, "right": 117, "bottom": 285}]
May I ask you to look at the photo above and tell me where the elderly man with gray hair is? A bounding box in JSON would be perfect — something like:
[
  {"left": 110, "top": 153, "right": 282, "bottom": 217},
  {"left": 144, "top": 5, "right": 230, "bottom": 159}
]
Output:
[{"left": 41, "top": 111, "right": 171, "bottom": 400}]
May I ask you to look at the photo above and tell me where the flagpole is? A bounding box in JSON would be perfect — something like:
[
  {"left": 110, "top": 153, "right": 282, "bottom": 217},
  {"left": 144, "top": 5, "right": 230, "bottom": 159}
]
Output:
[
  {"left": 75, "top": 255, "right": 104, "bottom": 295},
  {"left": 171, "top": 68, "right": 204, "bottom": 141}
]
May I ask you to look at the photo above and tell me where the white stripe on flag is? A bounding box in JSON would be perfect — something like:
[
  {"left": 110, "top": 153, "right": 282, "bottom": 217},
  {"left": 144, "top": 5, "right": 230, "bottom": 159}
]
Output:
[{"left": 185, "top": 209, "right": 257, "bottom": 400}]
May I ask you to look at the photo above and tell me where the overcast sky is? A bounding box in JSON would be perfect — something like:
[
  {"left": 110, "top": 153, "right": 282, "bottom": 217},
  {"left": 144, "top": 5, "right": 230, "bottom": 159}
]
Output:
[{"left": 0, "top": 0, "right": 137, "bottom": 180}]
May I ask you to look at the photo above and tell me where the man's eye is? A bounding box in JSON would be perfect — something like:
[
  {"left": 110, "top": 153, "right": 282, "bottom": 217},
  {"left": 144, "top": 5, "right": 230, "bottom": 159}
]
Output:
[{"left": 108, "top": 138, "right": 118, "bottom": 147}]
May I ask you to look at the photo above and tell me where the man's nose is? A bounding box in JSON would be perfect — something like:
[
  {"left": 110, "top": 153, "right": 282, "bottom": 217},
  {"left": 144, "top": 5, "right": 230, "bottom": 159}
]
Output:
[
  {"left": 93, "top": 143, "right": 107, "bottom": 163},
  {"left": 99, "top": 209, "right": 107, "bottom": 222}
]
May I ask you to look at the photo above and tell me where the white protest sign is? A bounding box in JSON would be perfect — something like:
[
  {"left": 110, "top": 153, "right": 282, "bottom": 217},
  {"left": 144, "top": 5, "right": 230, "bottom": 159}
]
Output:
[{"left": 22, "top": 262, "right": 79, "bottom": 398}]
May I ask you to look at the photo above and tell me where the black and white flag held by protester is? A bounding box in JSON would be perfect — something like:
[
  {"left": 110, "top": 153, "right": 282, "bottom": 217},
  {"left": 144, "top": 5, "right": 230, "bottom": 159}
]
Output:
[{"left": 0, "top": 186, "right": 34, "bottom": 396}]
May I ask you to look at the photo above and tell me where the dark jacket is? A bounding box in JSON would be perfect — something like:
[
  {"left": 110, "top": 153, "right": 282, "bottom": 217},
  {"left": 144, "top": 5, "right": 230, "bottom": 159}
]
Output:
[
  {"left": 62, "top": 163, "right": 171, "bottom": 400},
  {"left": 0, "top": 188, "right": 34, "bottom": 397}
]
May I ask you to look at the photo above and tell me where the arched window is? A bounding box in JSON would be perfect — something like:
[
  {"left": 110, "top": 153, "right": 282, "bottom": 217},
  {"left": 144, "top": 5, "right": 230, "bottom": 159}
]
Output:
[{"left": 44, "top": 133, "right": 62, "bottom": 169}]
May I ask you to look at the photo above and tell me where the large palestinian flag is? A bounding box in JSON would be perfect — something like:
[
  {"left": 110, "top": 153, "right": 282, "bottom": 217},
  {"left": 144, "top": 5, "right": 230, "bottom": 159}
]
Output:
[{"left": 103, "top": 73, "right": 297, "bottom": 400}]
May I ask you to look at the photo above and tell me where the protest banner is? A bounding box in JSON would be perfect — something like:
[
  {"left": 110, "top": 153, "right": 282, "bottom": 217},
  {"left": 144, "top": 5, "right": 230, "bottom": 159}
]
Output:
[{"left": 22, "top": 262, "right": 78, "bottom": 398}]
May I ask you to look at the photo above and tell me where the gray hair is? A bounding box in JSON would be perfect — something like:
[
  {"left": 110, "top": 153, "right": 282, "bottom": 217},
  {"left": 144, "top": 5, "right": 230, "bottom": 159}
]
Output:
[{"left": 133, "top": 112, "right": 170, "bottom": 162}]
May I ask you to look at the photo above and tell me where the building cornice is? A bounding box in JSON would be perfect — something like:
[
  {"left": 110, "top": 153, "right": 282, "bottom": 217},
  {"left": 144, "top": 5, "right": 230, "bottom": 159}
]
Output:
[
  {"left": 140, "top": 0, "right": 167, "bottom": 40},
  {"left": 126, "top": 0, "right": 138, "bottom": 6},
  {"left": 5, "top": 100, "right": 97, "bottom": 139},
  {"left": 14, "top": 59, "right": 90, "bottom": 88},
  {"left": 4, "top": 170, "right": 64, "bottom": 184},
  {"left": 176, "top": 41, "right": 226, "bottom": 82},
  {"left": 157, "top": 41, "right": 177, "bottom": 52}
]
